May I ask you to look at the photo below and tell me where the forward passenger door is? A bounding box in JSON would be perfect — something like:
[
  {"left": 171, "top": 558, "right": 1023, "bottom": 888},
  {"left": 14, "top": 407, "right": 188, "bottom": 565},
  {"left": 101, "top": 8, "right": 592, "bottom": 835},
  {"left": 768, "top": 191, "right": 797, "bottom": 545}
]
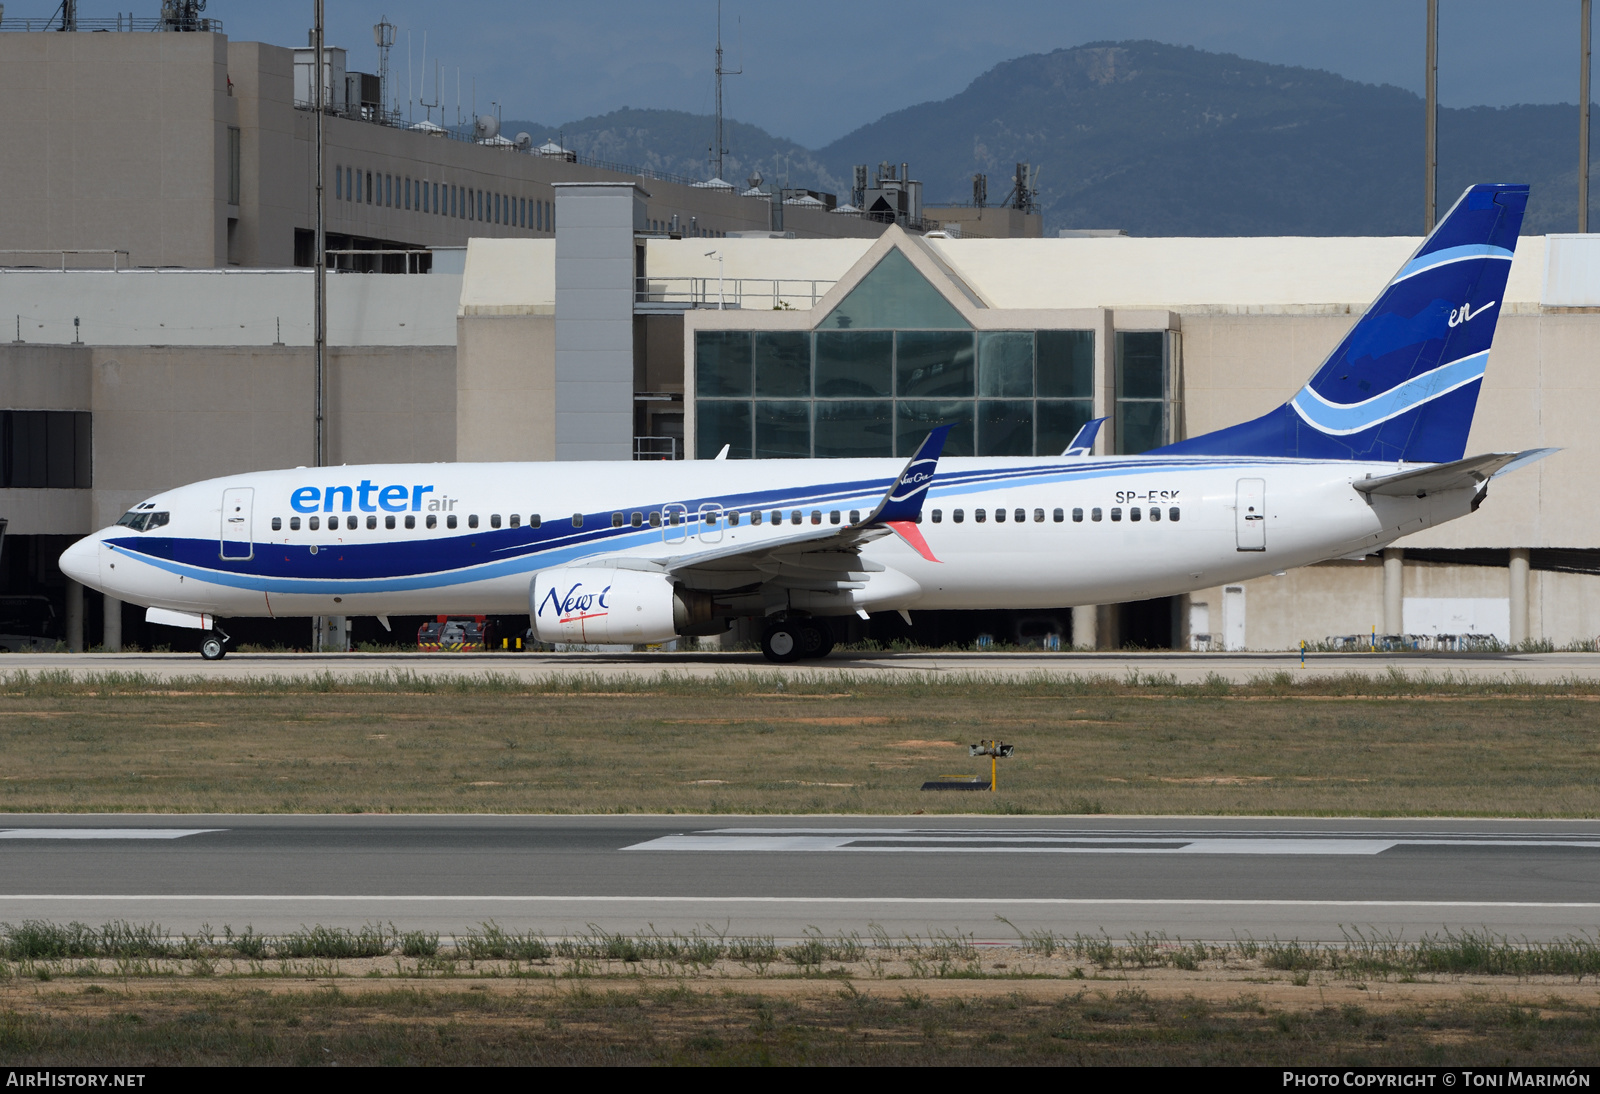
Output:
[{"left": 220, "top": 487, "right": 254, "bottom": 560}]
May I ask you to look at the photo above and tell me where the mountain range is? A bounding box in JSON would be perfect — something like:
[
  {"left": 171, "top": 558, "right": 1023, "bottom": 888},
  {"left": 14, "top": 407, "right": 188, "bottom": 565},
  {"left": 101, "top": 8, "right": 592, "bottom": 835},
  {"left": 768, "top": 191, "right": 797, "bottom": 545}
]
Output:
[{"left": 503, "top": 40, "right": 1595, "bottom": 236}]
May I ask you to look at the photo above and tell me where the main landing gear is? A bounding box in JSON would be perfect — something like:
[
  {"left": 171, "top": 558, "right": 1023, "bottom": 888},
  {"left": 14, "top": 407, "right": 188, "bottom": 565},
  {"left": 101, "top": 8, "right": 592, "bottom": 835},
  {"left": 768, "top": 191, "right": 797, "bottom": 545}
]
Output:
[
  {"left": 199, "top": 625, "right": 231, "bottom": 661},
  {"left": 760, "top": 616, "right": 835, "bottom": 663}
]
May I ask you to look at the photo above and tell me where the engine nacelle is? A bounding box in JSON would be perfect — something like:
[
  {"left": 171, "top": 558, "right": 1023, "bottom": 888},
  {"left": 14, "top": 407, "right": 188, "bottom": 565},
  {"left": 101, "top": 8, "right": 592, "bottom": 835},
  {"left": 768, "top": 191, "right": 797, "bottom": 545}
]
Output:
[{"left": 530, "top": 567, "right": 710, "bottom": 645}]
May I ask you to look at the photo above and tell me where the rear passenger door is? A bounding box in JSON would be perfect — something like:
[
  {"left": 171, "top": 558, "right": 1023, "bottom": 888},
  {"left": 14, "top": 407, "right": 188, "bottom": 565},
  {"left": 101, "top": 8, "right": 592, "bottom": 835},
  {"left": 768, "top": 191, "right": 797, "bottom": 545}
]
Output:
[{"left": 1235, "top": 478, "right": 1265, "bottom": 552}]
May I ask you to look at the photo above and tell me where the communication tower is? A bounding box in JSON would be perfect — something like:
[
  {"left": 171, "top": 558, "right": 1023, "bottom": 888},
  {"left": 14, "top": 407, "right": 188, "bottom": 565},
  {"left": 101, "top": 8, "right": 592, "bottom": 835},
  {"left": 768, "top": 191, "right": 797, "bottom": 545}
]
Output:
[
  {"left": 374, "top": 17, "right": 396, "bottom": 123},
  {"left": 709, "top": 1, "right": 741, "bottom": 181}
]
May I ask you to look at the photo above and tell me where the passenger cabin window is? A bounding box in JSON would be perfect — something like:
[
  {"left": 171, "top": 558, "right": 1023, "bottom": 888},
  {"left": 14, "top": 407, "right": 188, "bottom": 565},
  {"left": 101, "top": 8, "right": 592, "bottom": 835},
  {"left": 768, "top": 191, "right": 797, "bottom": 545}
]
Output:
[
  {"left": 1053, "top": 508, "right": 1064, "bottom": 523},
  {"left": 790, "top": 511, "right": 802, "bottom": 525},
  {"left": 490, "top": 514, "right": 502, "bottom": 529},
  {"left": 1091, "top": 508, "right": 1102, "bottom": 522},
  {"left": 811, "top": 510, "right": 822, "bottom": 525},
  {"left": 290, "top": 516, "right": 301, "bottom": 531},
  {"left": 975, "top": 509, "right": 986, "bottom": 523},
  {"left": 1034, "top": 509, "right": 1045, "bottom": 523},
  {"left": 611, "top": 512, "right": 623, "bottom": 528},
  {"left": 1111, "top": 507, "right": 1122, "bottom": 522},
  {"left": 931, "top": 510, "right": 942, "bottom": 523},
  {"left": 426, "top": 515, "right": 437, "bottom": 529},
  {"left": 770, "top": 510, "right": 782, "bottom": 524},
  {"left": 648, "top": 512, "right": 660, "bottom": 528},
  {"left": 309, "top": 516, "right": 320, "bottom": 530},
  {"left": 1149, "top": 506, "right": 1161, "bottom": 522},
  {"left": 630, "top": 512, "right": 642, "bottom": 528},
  {"left": 327, "top": 516, "right": 339, "bottom": 530},
  {"left": 1130, "top": 507, "right": 1142, "bottom": 522},
  {"left": 367, "top": 515, "right": 377, "bottom": 529},
  {"left": 448, "top": 515, "right": 459, "bottom": 529},
  {"left": 1169, "top": 507, "right": 1180, "bottom": 522},
  {"left": 1072, "top": 508, "right": 1083, "bottom": 523},
  {"left": 271, "top": 517, "right": 282, "bottom": 531},
  {"left": 531, "top": 514, "right": 541, "bottom": 528},
  {"left": 385, "top": 515, "right": 395, "bottom": 529},
  {"left": 509, "top": 514, "right": 520, "bottom": 528},
  {"left": 727, "top": 511, "right": 740, "bottom": 527},
  {"left": 994, "top": 508, "right": 1006, "bottom": 523},
  {"left": 572, "top": 513, "right": 583, "bottom": 527},
  {"left": 751, "top": 510, "right": 763, "bottom": 525},
  {"left": 953, "top": 509, "right": 964, "bottom": 523},
  {"left": 468, "top": 514, "right": 479, "bottom": 529},
  {"left": 405, "top": 515, "right": 415, "bottom": 529},
  {"left": 850, "top": 510, "right": 861, "bottom": 524}
]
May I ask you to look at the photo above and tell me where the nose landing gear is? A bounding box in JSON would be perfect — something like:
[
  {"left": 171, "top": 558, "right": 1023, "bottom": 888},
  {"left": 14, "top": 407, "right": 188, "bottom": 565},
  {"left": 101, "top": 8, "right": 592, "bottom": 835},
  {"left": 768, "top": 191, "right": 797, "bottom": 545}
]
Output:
[{"left": 199, "top": 625, "right": 231, "bottom": 661}]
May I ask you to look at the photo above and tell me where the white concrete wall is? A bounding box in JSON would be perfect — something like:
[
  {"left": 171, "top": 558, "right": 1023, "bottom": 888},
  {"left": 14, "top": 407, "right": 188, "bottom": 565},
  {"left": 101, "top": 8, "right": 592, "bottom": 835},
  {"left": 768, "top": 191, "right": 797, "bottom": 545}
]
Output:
[{"left": 0, "top": 270, "right": 461, "bottom": 346}]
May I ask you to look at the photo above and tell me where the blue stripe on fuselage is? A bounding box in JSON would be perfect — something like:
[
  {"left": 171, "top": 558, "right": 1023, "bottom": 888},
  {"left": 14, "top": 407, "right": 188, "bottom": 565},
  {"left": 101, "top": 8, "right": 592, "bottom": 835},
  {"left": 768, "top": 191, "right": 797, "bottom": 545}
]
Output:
[{"left": 110, "top": 455, "right": 1350, "bottom": 595}]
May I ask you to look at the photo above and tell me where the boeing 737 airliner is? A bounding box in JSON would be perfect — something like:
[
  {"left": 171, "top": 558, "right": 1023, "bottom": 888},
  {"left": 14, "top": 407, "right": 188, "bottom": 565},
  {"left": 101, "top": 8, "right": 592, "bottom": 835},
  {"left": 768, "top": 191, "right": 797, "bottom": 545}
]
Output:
[{"left": 60, "top": 184, "right": 1550, "bottom": 661}]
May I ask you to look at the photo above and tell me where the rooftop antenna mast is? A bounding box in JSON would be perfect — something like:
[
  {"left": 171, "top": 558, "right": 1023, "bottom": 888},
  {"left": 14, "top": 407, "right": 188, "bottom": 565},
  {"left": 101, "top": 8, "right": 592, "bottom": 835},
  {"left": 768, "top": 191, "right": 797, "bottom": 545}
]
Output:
[
  {"left": 422, "top": 54, "right": 441, "bottom": 124},
  {"left": 374, "top": 16, "right": 396, "bottom": 124},
  {"left": 313, "top": 0, "right": 327, "bottom": 475},
  {"left": 710, "top": 1, "right": 741, "bottom": 180}
]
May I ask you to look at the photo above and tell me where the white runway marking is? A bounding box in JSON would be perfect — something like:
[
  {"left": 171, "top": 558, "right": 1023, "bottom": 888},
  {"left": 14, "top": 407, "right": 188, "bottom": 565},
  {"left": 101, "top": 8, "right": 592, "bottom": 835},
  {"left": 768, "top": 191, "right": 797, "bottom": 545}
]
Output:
[
  {"left": 0, "top": 829, "right": 223, "bottom": 840},
  {"left": 622, "top": 830, "right": 1600, "bottom": 855}
]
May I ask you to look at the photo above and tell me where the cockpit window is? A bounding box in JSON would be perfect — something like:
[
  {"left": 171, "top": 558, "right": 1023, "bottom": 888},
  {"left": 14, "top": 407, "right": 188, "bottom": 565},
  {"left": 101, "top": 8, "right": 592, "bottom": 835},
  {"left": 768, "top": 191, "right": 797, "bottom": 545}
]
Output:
[{"left": 115, "top": 509, "right": 169, "bottom": 532}]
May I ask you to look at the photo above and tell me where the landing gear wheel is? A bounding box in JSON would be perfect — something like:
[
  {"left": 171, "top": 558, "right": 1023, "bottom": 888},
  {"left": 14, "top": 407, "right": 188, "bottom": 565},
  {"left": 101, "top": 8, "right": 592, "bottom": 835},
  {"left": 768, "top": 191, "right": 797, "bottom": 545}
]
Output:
[
  {"left": 199, "top": 632, "right": 227, "bottom": 661},
  {"left": 808, "top": 624, "right": 836, "bottom": 659},
  {"left": 796, "top": 622, "right": 835, "bottom": 659},
  {"left": 761, "top": 620, "right": 806, "bottom": 664}
]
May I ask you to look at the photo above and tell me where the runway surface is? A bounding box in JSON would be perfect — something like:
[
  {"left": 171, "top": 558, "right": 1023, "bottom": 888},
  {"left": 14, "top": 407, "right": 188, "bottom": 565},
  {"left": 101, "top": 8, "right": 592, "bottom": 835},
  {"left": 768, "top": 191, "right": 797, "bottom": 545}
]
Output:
[
  {"left": 2, "top": 815, "right": 1597, "bottom": 942},
  {"left": 9, "top": 649, "right": 1600, "bottom": 683}
]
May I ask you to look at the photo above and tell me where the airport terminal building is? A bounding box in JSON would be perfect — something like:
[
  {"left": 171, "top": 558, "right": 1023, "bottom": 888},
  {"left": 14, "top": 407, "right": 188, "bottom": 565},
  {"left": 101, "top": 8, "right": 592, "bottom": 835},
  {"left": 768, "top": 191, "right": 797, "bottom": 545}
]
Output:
[
  {"left": 0, "top": 23, "right": 1596, "bottom": 654},
  {"left": 4, "top": 180, "right": 1599, "bottom": 653}
]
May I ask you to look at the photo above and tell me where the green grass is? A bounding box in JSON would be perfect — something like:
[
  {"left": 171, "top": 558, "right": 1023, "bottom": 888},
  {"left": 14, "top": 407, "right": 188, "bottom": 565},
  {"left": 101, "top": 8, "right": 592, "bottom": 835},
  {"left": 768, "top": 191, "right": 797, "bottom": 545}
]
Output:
[{"left": 0, "top": 668, "right": 1597, "bottom": 814}]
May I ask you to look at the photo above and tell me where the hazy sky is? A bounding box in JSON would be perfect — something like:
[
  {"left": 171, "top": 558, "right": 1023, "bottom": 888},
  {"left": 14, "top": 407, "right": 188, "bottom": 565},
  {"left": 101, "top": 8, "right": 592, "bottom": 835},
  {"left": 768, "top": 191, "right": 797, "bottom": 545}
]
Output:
[{"left": 16, "top": 1, "right": 1595, "bottom": 146}]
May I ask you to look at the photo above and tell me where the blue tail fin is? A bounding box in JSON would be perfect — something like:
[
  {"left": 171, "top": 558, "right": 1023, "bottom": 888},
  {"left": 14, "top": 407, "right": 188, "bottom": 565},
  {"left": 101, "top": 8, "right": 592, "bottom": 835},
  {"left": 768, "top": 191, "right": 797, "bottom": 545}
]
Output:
[{"left": 1156, "top": 184, "right": 1529, "bottom": 463}]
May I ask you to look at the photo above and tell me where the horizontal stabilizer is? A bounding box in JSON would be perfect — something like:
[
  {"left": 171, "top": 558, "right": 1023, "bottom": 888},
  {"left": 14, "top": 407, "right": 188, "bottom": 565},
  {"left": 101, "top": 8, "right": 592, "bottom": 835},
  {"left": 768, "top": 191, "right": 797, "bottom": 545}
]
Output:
[{"left": 1353, "top": 448, "right": 1554, "bottom": 497}]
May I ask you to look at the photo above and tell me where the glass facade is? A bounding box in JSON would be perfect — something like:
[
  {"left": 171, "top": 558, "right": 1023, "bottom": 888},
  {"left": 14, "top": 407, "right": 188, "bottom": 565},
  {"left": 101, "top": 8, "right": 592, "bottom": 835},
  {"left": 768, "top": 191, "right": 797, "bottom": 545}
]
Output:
[
  {"left": 696, "top": 329, "right": 1094, "bottom": 459},
  {"left": 691, "top": 248, "right": 1180, "bottom": 460},
  {"left": 2, "top": 410, "right": 91, "bottom": 488},
  {"left": 1114, "top": 331, "right": 1180, "bottom": 455}
]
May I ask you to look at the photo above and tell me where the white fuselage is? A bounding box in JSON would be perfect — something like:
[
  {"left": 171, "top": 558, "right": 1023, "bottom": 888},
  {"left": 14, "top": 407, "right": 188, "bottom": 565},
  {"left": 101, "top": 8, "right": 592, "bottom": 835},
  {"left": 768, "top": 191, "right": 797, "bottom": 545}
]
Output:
[{"left": 61, "top": 454, "right": 1472, "bottom": 622}]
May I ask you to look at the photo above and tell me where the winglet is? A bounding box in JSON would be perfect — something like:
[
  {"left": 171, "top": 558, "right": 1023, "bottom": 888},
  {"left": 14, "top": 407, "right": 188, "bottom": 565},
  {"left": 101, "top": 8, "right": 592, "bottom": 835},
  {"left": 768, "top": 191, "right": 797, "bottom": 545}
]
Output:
[
  {"left": 864, "top": 424, "right": 952, "bottom": 525},
  {"left": 1061, "top": 417, "right": 1106, "bottom": 457},
  {"left": 885, "top": 520, "right": 940, "bottom": 563}
]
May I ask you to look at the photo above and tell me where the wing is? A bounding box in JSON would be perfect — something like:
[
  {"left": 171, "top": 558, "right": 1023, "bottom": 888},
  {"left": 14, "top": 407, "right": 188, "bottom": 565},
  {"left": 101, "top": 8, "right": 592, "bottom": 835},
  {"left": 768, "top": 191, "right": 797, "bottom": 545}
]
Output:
[{"left": 569, "top": 425, "right": 953, "bottom": 610}]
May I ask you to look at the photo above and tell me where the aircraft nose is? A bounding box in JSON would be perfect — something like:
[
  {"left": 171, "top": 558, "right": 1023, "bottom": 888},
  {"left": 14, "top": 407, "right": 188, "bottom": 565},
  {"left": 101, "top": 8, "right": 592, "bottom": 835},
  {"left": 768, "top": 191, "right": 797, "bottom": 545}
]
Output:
[{"left": 59, "top": 534, "right": 102, "bottom": 590}]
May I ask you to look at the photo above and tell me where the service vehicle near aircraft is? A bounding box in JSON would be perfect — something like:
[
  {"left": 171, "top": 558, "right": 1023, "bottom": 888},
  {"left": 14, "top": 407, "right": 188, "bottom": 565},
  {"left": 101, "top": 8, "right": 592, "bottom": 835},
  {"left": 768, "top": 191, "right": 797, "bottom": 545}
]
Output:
[{"left": 60, "top": 184, "right": 1550, "bottom": 662}]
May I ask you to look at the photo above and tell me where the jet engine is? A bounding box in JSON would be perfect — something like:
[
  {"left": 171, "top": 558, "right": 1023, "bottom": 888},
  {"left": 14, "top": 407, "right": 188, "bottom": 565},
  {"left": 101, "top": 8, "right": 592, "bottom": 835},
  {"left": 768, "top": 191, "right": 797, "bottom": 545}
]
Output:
[{"left": 530, "top": 567, "right": 711, "bottom": 645}]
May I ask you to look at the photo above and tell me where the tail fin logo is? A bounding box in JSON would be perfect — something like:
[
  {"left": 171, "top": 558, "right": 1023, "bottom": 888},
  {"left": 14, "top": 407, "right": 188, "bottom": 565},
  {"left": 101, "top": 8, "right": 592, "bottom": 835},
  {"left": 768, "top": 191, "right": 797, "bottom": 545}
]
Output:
[{"left": 1449, "top": 300, "right": 1496, "bottom": 328}]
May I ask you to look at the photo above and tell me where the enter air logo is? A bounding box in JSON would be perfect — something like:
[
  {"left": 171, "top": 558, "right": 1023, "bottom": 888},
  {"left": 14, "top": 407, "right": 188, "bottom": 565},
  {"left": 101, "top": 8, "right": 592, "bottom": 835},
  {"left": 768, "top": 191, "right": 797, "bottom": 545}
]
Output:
[
  {"left": 538, "top": 582, "right": 611, "bottom": 623},
  {"left": 1448, "top": 300, "right": 1496, "bottom": 328}
]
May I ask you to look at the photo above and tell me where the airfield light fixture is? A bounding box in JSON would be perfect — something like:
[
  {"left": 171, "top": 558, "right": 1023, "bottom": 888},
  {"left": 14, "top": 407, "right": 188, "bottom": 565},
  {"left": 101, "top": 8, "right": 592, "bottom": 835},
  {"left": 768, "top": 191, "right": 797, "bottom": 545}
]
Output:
[{"left": 969, "top": 740, "right": 1014, "bottom": 792}]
